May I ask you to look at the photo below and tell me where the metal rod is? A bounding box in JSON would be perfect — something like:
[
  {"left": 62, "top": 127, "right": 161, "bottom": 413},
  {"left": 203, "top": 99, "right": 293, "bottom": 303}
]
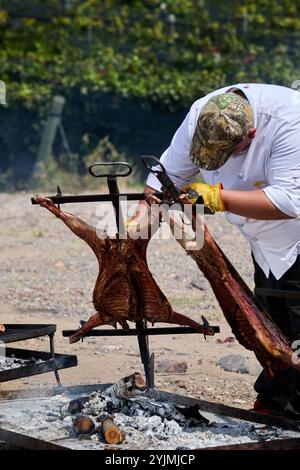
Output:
[
  {"left": 31, "top": 192, "right": 214, "bottom": 214},
  {"left": 62, "top": 325, "right": 219, "bottom": 337},
  {"left": 31, "top": 192, "right": 163, "bottom": 205},
  {"left": 150, "top": 353, "right": 155, "bottom": 389},
  {"left": 107, "top": 176, "right": 126, "bottom": 236}
]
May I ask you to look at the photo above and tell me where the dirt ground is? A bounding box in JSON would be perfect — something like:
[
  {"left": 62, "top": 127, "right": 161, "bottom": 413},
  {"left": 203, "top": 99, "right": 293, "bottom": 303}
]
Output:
[{"left": 0, "top": 191, "right": 259, "bottom": 408}]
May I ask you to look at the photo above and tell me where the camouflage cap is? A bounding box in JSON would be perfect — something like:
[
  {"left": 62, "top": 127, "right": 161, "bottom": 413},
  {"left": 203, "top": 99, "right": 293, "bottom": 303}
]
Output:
[{"left": 190, "top": 92, "right": 254, "bottom": 171}]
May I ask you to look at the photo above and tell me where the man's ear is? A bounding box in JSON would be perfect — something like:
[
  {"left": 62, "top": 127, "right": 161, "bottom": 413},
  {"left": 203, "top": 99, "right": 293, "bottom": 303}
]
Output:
[{"left": 248, "top": 128, "right": 256, "bottom": 140}]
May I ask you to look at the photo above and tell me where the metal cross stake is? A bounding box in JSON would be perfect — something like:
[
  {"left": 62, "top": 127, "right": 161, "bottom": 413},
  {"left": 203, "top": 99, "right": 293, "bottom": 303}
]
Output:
[
  {"left": 88, "top": 161, "right": 157, "bottom": 388},
  {"left": 33, "top": 158, "right": 219, "bottom": 388}
]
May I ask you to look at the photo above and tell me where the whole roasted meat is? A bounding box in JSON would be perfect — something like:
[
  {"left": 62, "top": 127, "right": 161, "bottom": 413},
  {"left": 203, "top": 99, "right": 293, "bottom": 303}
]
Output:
[
  {"left": 34, "top": 196, "right": 212, "bottom": 343},
  {"left": 166, "top": 207, "right": 300, "bottom": 378}
]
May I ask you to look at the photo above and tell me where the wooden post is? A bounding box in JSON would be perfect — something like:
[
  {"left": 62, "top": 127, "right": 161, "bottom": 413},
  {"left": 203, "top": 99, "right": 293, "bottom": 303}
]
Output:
[{"left": 36, "top": 95, "right": 65, "bottom": 164}]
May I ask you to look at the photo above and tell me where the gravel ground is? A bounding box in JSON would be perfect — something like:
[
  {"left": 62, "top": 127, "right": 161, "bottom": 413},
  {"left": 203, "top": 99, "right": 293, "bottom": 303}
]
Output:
[{"left": 0, "top": 191, "right": 258, "bottom": 408}]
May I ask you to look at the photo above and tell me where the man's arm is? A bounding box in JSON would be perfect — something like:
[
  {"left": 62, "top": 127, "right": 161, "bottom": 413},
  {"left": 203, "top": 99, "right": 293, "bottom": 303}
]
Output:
[
  {"left": 131, "top": 183, "right": 293, "bottom": 223},
  {"left": 221, "top": 189, "right": 293, "bottom": 220}
]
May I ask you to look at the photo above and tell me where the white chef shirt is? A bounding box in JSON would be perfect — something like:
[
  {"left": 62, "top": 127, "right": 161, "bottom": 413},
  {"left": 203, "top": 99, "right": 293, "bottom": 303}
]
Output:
[{"left": 146, "top": 83, "right": 300, "bottom": 280}]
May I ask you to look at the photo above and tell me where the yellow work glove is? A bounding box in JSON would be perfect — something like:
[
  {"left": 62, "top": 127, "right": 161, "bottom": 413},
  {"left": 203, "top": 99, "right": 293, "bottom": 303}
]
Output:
[{"left": 182, "top": 182, "right": 225, "bottom": 212}]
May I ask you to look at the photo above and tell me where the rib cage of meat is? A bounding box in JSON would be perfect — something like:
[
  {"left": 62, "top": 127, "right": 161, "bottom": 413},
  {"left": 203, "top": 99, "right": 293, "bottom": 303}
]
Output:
[
  {"left": 34, "top": 197, "right": 212, "bottom": 344},
  {"left": 167, "top": 210, "right": 300, "bottom": 378}
]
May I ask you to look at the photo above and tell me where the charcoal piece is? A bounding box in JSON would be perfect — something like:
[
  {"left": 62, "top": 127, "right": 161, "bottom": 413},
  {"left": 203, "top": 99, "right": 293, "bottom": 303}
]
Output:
[
  {"left": 174, "top": 404, "right": 210, "bottom": 425},
  {"left": 68, "top": 399, "right": 83, "bottom": 415}
]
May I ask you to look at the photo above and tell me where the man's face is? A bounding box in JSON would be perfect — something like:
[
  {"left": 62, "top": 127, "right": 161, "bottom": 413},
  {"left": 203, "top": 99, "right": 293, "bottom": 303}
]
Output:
[
  {"left": 231, "top": 128, "right": 256, "bottom": 155},
  {"left": 231, "top": 137, "right": 252, "bottom": 155}
]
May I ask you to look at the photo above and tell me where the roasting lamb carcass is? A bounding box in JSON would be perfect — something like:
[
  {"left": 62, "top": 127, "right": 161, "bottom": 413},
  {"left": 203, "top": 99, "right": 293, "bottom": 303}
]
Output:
[
  {"left": 165, "top": 205, "right": 300, "bottom": 378},
  {"left": 34, "top": 196, "right": 212, "bottom": 343}
]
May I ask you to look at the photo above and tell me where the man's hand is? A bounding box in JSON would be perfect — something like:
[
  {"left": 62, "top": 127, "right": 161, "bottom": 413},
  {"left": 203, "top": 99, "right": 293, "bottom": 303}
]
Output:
[
  {"left": 126, "top": 200, "right": 149, "bottom": 232},
  {"left": 180, "top": 184, "right": 293, "bottom": 219},
  {"left": 126, "top": 186, "right": 157, "bottom": 234},
  {"left": 182, "top": 182, "right": 225, "bottom": 212}
]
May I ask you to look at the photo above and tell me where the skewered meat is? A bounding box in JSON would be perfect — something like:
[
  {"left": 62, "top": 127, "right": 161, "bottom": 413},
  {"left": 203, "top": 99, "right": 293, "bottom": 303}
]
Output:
[
  {"left": 34, "top": 196, "right": 213, "bottom": 343},
  {"left": 166, "top": 207, "right": 300, "bottom": 378}
]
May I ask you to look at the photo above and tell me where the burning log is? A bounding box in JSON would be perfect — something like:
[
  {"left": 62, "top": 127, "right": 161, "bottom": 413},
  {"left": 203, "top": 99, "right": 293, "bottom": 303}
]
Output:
[
  {"left": 103, "top": 372, "right": 147, "bottom": 399},
  {"left": 33, "top": 196, "right": 212, "bottom": 343},
  {"left": 101, "top": 416, "right": 125, "bottom": 445},
  {"left": 65, "top": 373, "right": 210, "bottom": 438},
  {"left": 166, "top": 207, "right": 300, "bottom": 378},
  {"left": 73, "top": 415, "right": 95, "bottom": 435}
]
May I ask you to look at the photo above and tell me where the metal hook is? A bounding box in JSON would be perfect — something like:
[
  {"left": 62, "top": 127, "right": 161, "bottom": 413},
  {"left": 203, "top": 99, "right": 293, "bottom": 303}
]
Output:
[{"left": 56, "top": 185, "right": 62, "bottom": 210}]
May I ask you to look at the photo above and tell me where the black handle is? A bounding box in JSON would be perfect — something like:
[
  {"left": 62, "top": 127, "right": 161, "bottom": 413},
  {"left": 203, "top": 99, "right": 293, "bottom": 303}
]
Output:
[
  {"left": 88, "top": 161, "right": 132, "bottom": 178},
  {"left": 141, "top": 155, "right": 182, "bottom": 201},
  {"left": 141, "top": 155, "right": 166, "bottom": 175}
]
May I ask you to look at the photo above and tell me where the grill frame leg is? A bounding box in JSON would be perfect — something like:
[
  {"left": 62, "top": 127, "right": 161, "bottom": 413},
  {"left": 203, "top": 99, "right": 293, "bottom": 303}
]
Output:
[
  {"left": 136, "top": 320, "right": 155, "bottom": 389},
  {"left": 49, "top": 332, "right": 62, "bottom": 387}
]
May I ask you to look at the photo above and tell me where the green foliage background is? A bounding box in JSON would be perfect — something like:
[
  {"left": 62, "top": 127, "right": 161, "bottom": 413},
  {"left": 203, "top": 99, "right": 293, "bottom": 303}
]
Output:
[{"left": 1, "top": 0, "right": 300, "bottom": 189}]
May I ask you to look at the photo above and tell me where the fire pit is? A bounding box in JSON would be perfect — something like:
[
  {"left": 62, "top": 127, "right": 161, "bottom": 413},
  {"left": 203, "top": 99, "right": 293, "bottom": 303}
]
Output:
[{"left": 1, "top": 375, "right": 300, "bottom": 450}]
